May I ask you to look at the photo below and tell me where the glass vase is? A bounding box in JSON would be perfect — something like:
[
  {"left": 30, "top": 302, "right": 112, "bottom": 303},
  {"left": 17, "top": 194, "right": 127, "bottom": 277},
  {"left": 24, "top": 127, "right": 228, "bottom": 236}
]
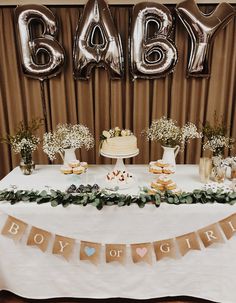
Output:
[
  {"left": 20, "top": 159, "right": 35, "bottom": 175},
  {"left": 211, "top": 166, "right": 227, "bottom": 183},
  {"left": 199, "top": 157, "right": 212, "bottom": 183},
  {"left": 231, "top": 164, "right": 236, "bottom": 180}
]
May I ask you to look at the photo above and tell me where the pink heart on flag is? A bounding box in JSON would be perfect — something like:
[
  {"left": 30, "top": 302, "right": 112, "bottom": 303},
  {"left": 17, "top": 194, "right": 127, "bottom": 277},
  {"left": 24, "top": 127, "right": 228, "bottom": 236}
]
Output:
[{"left": 136, "top": 247, "right": 147, "bottom": 258}]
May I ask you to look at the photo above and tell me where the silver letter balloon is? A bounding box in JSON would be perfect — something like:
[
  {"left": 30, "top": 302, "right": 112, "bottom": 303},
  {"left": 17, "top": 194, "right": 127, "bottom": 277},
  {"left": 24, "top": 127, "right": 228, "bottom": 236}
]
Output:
[
  {"left": 73, "top": 0, "right": 124, "bottom": 80},
  {"left": 130, "top": 2, "right": 178, "bottom": 79},
  {"left": 15, "top": 5, "right": 65, "bottom": 81},
  {"left": 176, "top": 0, "right": 235, "bottom": 77}
]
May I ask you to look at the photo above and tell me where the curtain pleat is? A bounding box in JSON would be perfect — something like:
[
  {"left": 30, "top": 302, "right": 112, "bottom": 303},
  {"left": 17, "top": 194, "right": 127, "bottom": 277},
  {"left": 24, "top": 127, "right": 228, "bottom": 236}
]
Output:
[{"left": 0, "top": 5, "right": 235, "bottom": 179}]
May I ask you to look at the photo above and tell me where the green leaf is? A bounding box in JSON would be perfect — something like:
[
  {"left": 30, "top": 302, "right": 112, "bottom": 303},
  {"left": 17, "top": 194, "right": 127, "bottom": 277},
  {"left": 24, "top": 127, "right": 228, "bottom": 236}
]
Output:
[
  {"left": 167, "top": 197, "right": 174, "bottom": 203},
  {"left": 63, "top": 202, "right": 70, "bottom": 208},
  {"left": 51, "top": 200, "right": 58, "bottom": 207},
  {"left": 229, "top": 193, "right": 236, "bottom": 199},
  {"left": 186, "top": 196, "right": 193, "bottom": 204},
  {"left": 92, "top": 198, "right": 100, "bottom": 207},
  {"left": 21, "top": 196, "right": 30, "bottom": 201},
  {"left": 106, "top": 201, "right": 114, "bottom": 206},
  {"left": 50, "top": 190, "right": 57, "bottom": 198},
  {"left": 118, "top": 201, "right": 125, "bottom": 207},
  {"left": 40, "top": 190, "right": 47, "bottom": 197}
]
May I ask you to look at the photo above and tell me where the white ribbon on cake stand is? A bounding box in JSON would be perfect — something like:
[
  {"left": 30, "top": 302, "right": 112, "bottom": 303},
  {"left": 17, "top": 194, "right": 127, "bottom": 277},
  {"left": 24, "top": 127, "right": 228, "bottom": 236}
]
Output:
[{"left": 100, "top": 149, "right": 139, "bottom": 172}]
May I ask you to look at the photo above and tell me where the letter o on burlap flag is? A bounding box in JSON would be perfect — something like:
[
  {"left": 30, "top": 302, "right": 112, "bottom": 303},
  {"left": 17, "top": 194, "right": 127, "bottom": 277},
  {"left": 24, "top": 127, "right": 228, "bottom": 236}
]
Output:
[{"left": 27, "top": 226, "right": 51, "bottom": 252}]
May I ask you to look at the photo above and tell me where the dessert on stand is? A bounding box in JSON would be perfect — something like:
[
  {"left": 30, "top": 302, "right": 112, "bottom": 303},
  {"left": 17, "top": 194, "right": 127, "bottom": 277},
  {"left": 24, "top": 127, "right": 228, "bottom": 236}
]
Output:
[
  {"left": 100, "top": 127, "right": 139, "bottom": 188},
  {"left": 105, "top": 170, "right": 135, "bottom": 187}
]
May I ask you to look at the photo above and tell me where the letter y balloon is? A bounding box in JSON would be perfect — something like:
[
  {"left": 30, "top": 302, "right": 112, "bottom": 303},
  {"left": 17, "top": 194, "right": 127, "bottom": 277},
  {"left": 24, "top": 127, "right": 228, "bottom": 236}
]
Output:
[{"left": 176, "top": 0, "right": 235, "bottom": 77}]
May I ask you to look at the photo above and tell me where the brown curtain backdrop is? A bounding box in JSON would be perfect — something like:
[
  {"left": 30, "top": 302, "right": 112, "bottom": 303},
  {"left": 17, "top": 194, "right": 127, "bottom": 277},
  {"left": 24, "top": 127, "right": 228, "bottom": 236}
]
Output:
[{"left": 0, "top": 4, "right": 235, "bottom": 179}]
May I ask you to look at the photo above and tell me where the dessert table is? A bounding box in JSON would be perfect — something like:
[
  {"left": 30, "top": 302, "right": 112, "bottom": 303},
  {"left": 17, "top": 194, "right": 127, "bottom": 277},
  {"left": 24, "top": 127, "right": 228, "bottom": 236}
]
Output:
[{"left": 0, "top": 165, "right": 235, "bottom": 303}]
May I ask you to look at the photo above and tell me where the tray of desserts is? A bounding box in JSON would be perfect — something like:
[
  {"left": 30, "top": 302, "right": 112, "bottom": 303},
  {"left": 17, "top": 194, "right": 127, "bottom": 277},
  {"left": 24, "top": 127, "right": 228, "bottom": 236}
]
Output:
[
  {"left": 105, "top": 170, "right": 135, "bottom": 189},
  {"left": 151, "top": 175, "right": 181, "bottom": 194},
  {"left": 60, "top": 160, "right": 88, "bottom": 175},
  {"left": 149, "top": 160, "right": 175, "bottom": 174}
]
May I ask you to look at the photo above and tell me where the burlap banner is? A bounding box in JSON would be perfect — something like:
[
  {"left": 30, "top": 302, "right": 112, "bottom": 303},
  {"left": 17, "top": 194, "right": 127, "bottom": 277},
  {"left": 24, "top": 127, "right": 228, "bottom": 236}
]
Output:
[
  {"left": 52, "top": 234, "right": 75, "bottom": 260},
  {"left": 1, "top": 215, "right": 28, "bottom": 241},
  {"left": 176, "top": 232, "right": 201, "bottom": 256},
  {"left": 154, "top": 238, "right": 176, "bottom": 260},
  {"left": 219, "top": 213, "right": 236, "bottom": 240},
  {"left": 131, "top": 243, "right": 152, "bottom": 264},
  {"left": 197, "top": 223, "right": 224, "bottom": 248},
  {"left": 106, "top": 244, "right": 126, "bottom": 264},
  {"left": 80, "top": 241, "right": 101, "bottom": 265},
  {"left": 1, "top": 211, "right": 236, "bottom": 265},
  {"left": 27, "top": 226, "right": 51, "bottom": 252}
]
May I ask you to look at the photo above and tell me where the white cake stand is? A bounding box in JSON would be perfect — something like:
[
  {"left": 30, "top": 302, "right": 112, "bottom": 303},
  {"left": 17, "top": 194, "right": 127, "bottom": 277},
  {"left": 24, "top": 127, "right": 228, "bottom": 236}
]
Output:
[{"left": 100, "top": 149, "right": 139, "bottom": 172}]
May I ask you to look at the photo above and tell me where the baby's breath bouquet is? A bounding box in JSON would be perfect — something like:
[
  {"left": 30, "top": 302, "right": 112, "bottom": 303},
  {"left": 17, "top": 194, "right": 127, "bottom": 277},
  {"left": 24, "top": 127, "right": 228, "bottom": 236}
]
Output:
[
  {"left": 202, "top": 115, "right": 235, "bottom": 157},
  {"left": 43, "top": 123, "right": 94, "bottom": 161},
  {"left": 144, "top": 117, "right": 202, "bottom": 150},
  {"left": 1, "top": 118, "right": 43, "bottom": 165}
]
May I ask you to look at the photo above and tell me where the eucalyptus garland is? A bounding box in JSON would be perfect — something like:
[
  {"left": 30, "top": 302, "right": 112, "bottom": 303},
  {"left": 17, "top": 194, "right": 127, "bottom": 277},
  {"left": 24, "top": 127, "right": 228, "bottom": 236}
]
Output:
[{"left": 0, "top": 186, "right": 236, "bottom": 210}]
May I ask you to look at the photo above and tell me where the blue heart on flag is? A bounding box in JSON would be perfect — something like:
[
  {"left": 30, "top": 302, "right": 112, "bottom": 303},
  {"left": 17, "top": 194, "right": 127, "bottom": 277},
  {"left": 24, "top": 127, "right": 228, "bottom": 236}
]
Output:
[{"left": 85, "top": 246, "right": 96, "bottom": 256}]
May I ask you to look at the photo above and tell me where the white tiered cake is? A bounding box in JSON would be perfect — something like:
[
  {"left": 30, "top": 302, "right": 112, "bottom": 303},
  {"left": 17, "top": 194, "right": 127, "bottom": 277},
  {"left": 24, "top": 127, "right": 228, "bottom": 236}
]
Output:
[
  {"left": 100, "top": 127, "right": 139, "bottom": 158},
  {"left": 100, "top": 128, "right": 139, "bottom": 187},
  {"left": 101, "top": 135, "right": 138, "bottom": 156},
  {"left": 100, "top": 127, "right": 138, "bottom": 156}
]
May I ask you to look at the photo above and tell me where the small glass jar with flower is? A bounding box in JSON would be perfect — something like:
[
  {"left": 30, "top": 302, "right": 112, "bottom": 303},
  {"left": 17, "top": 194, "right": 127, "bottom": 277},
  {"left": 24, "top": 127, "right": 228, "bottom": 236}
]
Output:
[
  {"left": 224, "top": 157, "right": 236, "bottom": 180},
  {"left": 1, "top": 118, "right": 43, "bottom": 175},
  {"left": 230, "top": 157, "right": 236, "bottom": 180},
  {"left": 202, "top": 115, "right": 234, "bottom": 158},
  {"left": 202, "top": 115, "right": 235, "bottom": 182}
]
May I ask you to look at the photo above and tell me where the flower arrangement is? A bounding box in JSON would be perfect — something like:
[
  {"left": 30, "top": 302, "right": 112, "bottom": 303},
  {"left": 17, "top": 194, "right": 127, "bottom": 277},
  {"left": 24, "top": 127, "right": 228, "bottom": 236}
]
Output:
[
  {"left": 1, "top": 118, "right": 43, "bottom": 164},
  {"left": 203, "top": 136, "right": 234, "bottom": 156},
  {"left": 226, "top": 157, "right": 236, "bottom": 167},
  {"left": 144, "top": 117, "right": 202, "bottom": 149},
  {"left": 43, "top": 123, "right": 94, "bottom": 161},
  {"left": 202, "top": 115, "right": 234, "bottom": 157},
  {"left": 212, "top": 156, "right": 229, "bottom": 168},
  {"left": 100, "top": 127, "right": 132, "bottom": 141},
  {"left": 224, "top": 156, "right": 236, "bottom": 179},
  {"left": 230, "top": 157, "right": 236, "bottom": 179},
  {"left": 217, "top": 156, "right": 236, "bottom": 168}
]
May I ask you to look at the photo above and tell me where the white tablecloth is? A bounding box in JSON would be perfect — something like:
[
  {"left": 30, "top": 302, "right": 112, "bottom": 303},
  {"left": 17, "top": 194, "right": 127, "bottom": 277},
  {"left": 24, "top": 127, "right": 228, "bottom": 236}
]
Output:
[{"left": 0, "top": 165, "right": 235, "bottom": 302}]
